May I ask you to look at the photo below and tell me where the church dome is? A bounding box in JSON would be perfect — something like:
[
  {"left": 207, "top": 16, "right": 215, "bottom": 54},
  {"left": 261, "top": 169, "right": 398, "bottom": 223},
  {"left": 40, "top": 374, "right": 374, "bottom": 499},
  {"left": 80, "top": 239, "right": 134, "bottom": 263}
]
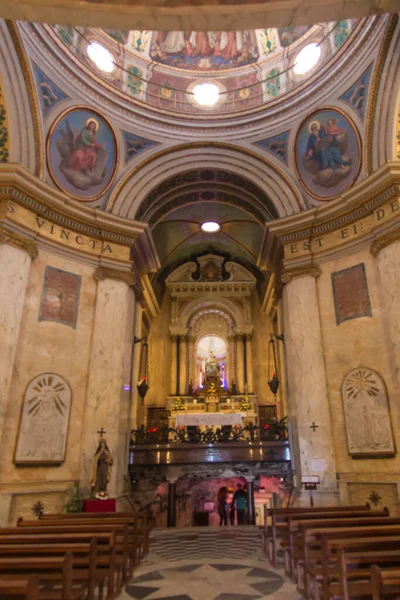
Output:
[{"left": 38, "top": 21, "right": 361, "bottom": 116}]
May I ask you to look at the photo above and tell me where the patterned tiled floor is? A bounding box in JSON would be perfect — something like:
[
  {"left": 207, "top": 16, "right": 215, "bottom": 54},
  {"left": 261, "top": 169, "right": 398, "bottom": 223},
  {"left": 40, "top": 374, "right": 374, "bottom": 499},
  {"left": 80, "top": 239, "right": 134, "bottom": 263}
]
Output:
[{"left": 118, "top": 527, "right": 301, "bottom": 600}]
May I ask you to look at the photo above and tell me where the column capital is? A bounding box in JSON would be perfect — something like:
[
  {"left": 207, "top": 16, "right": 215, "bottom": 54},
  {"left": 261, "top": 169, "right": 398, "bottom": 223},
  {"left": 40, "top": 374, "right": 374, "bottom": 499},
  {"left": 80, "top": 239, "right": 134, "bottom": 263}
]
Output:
[
  {"left": 280, "top": 264, "right": 320, "bottom": 284},
  {"left": 94, "top": 266, "right": 135, "bottom": 286},
  {"left": 0, "top": 229, "right": 38, "bottom": 259},
  {"left": 370, "top": 229, "right": 400, "bottom": 257}
]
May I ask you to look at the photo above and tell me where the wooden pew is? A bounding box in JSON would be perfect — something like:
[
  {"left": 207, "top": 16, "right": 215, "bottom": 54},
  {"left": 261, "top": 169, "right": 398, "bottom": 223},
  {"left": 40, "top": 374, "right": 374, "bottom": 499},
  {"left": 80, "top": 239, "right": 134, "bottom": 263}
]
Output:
[
  {"left": 337, "top": 549, "right": 400, "bottom": 600},
  {"left": 309, "top": 534, "right": 400, "bottom": 600},
  {"left": 283, "top": 511, "right": 394, "bottom": 580},
  {"left": 38, "top": 512, "right": 149, "bottom": 557},
  {"left": 0, "top": 552, "right": 83, "bottom": 600},
  {"left": 266, "top": 506, "right": 376, "bottom": 567},
  {"left": 0, "top": 540, "right": 109, "bottom": 600},
  {"left": 0, "top": 575, "right": 39, "bottom": 600},
  {"left": 0, "top": 531, "right": 120, "bottom": 599},
  {"left": 19, "top": 516, "right": 145, "bottom": 565},
  {"left": 15, "top": 521, "right": 134, "bottom": 582},
  {"left": 371, "top": 565, "right": 400, "bottom": 600}
]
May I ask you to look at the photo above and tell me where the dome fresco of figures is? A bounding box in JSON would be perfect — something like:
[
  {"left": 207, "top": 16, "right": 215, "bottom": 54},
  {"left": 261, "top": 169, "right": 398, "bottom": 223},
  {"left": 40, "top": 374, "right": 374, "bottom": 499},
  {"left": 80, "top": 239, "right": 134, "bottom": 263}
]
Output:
[{"left": 52, "top": 21, "right": 357, "bottom": 113}]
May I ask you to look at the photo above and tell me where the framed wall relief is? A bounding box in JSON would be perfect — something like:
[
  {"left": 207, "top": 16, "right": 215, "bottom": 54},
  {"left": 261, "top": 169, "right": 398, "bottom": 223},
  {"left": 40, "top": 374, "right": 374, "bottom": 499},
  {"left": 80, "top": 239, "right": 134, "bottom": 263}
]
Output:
[
  {"left": 294, "top": 107, "right": 361, "bottom": 201},
  {"left": 15, "top": 373, "right": 72, "bottom": 465},
  {"left": 39, "top": 266, "right": 81, "bottom": 329},
  {"left": 342, "top": 368, "right": 395, "bottom": 458},
  {"left": 47, "top": 107, "right": 118, "bottom": 201}
]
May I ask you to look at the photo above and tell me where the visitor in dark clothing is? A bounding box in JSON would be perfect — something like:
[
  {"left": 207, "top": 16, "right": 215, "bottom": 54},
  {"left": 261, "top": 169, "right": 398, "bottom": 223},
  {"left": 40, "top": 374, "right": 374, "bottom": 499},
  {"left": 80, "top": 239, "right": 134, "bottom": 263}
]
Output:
[
  {"left": 217, "top": 486, "right": 228, "bottom": 526},
  {"left": 232, "top": 483, "right": 247, "bottom": 525},
  {"left": 229, "top": 504, "right": 235, "bottom": 526}
]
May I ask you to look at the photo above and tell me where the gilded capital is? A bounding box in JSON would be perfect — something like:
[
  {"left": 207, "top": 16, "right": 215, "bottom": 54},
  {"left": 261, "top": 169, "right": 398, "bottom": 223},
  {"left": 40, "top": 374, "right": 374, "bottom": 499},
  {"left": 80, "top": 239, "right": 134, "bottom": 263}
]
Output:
[
  {"left": 280, "top": 265, "right": 320, "bottom": 284},
  {"left": 370, "top": 230, "right": 400, "bottom": 257},
  {"left": 94, "top": 266, "right": 135, "bottom": 286},
  {"left": 0, "top": 229, "right": 38, "bottom": 259}
]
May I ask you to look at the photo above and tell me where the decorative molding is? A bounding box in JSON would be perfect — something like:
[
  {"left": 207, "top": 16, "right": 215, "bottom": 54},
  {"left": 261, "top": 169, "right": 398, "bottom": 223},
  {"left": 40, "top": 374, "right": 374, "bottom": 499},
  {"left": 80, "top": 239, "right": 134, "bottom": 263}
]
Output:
[
  {"left": 280, "top": 265, "right": 320, "bottom": 284},
  {"left": 0, "top": 229, "right": 38, "bottom": 259},
  {"left": 123, "top": 131, "right": 159, "bottom": 164},
  {"left": 253, "top": 131, "right": 290, "bottom": 166},
  {"left": 279, "top": 184, "right": 399, "bottom": 244},
  {"left": 365, "top": 14, "right": 399, "bottom": 176},
  {"left": 6, "top": 21, "right": 44, "bottom": 179},
  {"left": 0, "top": 186, "right": 138, "bottom": 247},
  {"left": 32, "top": 63, "right": 69, "bottom": 117},
  {"left": 94, "top": 266, "right": 135, "bottom": 286},
  {"left": 340, "top": 63, "right": 373, "bottom": 120},
  {"left": 0, "top": 82, "right": 9, "bottom": 163},
  {"left": 370, "top": 228, "right": 400, "bottom": 256}
]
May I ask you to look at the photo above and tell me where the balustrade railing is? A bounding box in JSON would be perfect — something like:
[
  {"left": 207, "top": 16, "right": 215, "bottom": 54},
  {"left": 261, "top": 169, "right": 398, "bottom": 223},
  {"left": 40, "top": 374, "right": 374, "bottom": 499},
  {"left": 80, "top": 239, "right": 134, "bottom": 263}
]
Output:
[{"left": 131, "top": 421, "right": 288, "bottom": 446}]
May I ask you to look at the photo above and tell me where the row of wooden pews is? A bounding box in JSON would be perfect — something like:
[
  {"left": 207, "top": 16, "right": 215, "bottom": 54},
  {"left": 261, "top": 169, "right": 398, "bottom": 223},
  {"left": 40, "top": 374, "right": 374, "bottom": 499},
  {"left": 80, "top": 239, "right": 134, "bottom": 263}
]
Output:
[
  {"left": 263, "top": 503, "right": 400, "bottom": 599},
  {"left": 0, "top": 510, "right": 149, "bottom": 600}
]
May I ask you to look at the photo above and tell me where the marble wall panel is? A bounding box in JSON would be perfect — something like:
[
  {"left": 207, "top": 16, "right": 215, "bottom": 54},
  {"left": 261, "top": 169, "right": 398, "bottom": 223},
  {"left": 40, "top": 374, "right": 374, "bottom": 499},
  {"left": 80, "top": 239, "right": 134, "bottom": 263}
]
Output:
[
  {"left": 348, "top": 482, "right": 400, "bottom": 516},
  {"left": 317, "top": 247, "right": 400, "bottom": 477},
  {"left": 0, "top": 249, "right": 97, "bottom": 497},
  {"left": 39, "top": 266, "right": 81, "bottom": 328}
]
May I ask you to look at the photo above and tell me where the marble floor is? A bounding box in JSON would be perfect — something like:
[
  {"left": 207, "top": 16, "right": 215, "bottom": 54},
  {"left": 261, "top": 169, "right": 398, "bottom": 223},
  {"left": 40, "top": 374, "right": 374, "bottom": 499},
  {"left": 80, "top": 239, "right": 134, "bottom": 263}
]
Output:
[{"left": 118, "top": 527, "right": 301, "bottom": 600}]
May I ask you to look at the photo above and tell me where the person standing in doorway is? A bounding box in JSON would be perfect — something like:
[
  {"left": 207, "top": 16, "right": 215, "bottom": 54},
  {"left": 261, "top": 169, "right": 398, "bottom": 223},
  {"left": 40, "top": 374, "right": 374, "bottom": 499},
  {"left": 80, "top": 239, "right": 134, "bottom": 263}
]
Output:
[
  {"left": 217, "top": 486, "right": 228, "bottom": 526},
  {"left": 232, "top": 483, "right": 247, "bottom": 525}
]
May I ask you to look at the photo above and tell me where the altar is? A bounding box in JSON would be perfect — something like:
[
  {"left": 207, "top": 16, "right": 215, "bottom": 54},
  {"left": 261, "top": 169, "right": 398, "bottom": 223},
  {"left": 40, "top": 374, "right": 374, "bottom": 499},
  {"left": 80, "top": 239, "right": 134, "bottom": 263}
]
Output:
[{"left": 175, "top": 413, "right": 243, "bottom": 427}]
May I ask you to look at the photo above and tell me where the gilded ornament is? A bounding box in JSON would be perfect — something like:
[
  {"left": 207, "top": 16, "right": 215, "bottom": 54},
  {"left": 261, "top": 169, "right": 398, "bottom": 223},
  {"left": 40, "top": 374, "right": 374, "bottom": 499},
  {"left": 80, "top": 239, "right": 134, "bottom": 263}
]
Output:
[{"left": 94, "top": 266, "right": 135, "bottom": 285}]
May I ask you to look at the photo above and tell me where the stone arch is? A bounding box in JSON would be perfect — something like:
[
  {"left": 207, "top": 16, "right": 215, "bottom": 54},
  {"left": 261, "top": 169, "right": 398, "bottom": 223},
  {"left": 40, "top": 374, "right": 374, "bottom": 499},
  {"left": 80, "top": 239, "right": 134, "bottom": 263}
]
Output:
[
  {"left": 108, "top": 142, "right": 305, "bottom": 218},
  {"left": 176, "top": 297, "right": 247, "bottom": 334}
]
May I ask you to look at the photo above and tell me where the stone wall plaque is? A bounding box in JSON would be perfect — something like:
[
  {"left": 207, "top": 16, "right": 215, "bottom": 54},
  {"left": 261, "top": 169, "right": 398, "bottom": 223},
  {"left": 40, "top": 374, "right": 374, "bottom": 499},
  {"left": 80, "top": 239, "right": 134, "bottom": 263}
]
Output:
[
  {"left": 39, "top": 266, "right": 81, "bottom": 329},
  {"left": 331, "top": 263, "right": 372, "bottom": 325},
  {"left": 342, "top": 368, "right": 395, "bottom": 458},
  {"left": 15, "top": 373, "right": 72, "bottom": 464}
]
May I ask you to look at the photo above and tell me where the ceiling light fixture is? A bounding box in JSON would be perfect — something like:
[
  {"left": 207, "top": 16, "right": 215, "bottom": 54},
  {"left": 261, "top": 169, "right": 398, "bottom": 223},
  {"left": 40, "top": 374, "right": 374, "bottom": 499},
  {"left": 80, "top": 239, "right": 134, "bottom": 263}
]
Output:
[
  {"left": 293, "top": 43, "right": 321, "bottom": 75},
  {"left": 87, "top": 42, "right": 115, "bottom": 73},
  {"left": 201, "top": 221, "right": 220, "bottom": 233},
  {"left": 192, "top": 83, "right": 221, "bottom": 107}
]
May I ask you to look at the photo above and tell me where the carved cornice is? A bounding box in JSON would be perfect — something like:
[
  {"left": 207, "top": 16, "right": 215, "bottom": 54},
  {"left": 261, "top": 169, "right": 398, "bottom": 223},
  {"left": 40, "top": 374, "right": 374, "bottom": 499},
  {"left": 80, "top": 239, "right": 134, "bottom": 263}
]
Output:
[
  {"left": 370, "top": 229, "right": 400, "bottom": 256},
  {"left": 0, "top": 229, "right": 38, "bottom": 259},
  {"left": 279, "top": 185, "right": 399, "bottom": 244},
  {"left": 6, "top": 21, "right": 44, "bottom": 179},
  {"left": 280, "top": 265, "right": 320, "bottom": 284},
  {"left": 94, "top": 266, "right": 135, "bottom": 286},
  {"left": 0, "top": 186, "right": 139, "bottom": 247},
  {"left": 365, "top": 14, "right": 399, "bottom": 176}
]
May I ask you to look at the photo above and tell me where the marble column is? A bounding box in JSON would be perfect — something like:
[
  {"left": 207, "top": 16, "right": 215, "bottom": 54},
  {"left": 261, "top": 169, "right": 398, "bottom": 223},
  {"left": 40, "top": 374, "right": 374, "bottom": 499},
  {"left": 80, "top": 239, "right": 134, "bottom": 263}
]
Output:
[
  {"left": 179, "top": 335, "right": 187, "bottom": 395},
  {"left": 167, "top": 479, "right": 177, "bottom": 527},
  {"left": 80, "top": 268, "right": 135, "bottom": 499},
  {"left": 0, "top": 236, "right": 37, "bottom": 447},
  {"left": 245, "top": 476, "right": 256, "bottom": 525},
  {"left": 373, "top": 238, "right": 400, "bottom": 411},
  {"left": 282, "top": 270, "right": 337, "bottom": 502},
  {"left": 235, "top": 334, "right": 245, "bottom": 394},
  {"left": 130, "top": 300, "right": 143, "bottom": 429},
  {"left": 246, "top": 335, "right": 254, "bottom": 394},
  {"left": 170, "top": 335, "right": 177, "bottom": 396}
]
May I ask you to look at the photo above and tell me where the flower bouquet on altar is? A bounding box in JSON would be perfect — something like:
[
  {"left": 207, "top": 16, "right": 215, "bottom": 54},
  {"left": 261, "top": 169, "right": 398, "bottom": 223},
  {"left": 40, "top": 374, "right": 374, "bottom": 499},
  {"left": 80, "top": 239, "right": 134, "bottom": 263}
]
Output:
[{"left": 95, "top": 491, "right": 110, "bottom": 500}]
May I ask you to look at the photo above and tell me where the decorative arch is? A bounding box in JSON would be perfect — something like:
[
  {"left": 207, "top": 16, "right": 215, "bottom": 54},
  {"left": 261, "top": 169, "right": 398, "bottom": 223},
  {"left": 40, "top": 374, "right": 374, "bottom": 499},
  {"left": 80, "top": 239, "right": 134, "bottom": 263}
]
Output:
[
  {"left": 108, "top": 142, "right": 305, "bottom": 218},
  {"left": 175, "top": 296, "right": 248, "bottom": 334}
]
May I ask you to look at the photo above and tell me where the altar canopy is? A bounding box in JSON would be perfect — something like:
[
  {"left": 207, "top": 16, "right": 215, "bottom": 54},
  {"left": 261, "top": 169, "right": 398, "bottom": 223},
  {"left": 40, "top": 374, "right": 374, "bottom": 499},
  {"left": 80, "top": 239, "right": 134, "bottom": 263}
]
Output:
[{"left": 175, "top": 413, "right": 243, "bottom": 427}]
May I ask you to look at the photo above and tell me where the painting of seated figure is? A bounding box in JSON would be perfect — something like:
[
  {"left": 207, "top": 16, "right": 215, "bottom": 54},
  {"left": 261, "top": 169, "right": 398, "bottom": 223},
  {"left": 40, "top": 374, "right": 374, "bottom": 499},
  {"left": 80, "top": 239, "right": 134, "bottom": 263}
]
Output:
[
  {"left": 342, "top": 368, "right": 396, "bottom": 458},
  {"left": 295, "top": 107, "right": 361, "bottom": 200},
  {"left": 47, "top": 107, "right": 118, "bottom": 201}
]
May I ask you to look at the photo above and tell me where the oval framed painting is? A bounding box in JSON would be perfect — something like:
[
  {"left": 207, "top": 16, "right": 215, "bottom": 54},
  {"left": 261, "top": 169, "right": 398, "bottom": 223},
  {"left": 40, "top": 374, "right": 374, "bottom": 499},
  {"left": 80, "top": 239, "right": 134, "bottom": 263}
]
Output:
[
  {"left": 47, "top": 107, "right": 118, "bottom": 201},
  {"left": 294, "top": 107, "right": 361, "bottom": 201}
]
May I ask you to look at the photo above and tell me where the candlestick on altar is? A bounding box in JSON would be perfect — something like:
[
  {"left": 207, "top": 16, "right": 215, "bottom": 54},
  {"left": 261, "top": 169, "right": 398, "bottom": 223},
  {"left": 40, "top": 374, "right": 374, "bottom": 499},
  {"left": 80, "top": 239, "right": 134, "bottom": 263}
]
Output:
[{"left": 245, "top": 383, "right": 248, "bottom": 395}]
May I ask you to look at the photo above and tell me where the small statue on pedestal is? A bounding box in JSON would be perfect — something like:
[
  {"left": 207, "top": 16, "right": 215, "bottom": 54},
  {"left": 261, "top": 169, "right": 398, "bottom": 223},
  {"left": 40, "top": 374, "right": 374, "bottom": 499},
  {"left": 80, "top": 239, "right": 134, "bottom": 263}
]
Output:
[
  {"left": 188, "top": 379, "right": 194, "bottom": 397},
  {"left": 91, "top": 434, "right": 113, "bottom": 498}
]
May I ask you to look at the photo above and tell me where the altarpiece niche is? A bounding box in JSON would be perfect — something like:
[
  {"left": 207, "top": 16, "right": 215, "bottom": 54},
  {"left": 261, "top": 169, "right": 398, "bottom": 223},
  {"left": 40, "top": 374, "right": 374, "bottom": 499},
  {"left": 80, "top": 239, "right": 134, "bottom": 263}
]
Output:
[
  {"left": 15, "top": 373, "right": 72, "bottom": 464},
  {"left": 342, "top": 368, "right": 395, "bottom": 458}
]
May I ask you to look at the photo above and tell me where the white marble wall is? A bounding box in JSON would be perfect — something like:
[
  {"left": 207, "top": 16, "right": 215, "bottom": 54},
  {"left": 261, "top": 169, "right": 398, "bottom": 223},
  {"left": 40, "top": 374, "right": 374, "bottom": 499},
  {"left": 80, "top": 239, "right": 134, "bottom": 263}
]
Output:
[
  {"left": 283, "top": 274, "right": 337, "bottom": 496},
  {"left": 80, "top": 277, "right": 134, "bottom": 498},
  {"left": 0, "top": 243, "right": 32, "bottom": 447},
  {"left": 376, "top": 240, "right": 400, "bottom": 414}
]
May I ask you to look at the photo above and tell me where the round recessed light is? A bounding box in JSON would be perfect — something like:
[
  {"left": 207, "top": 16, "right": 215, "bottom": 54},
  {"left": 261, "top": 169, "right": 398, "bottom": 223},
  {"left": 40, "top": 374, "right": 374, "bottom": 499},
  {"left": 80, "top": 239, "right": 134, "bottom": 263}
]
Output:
[
  {"left": 87, "top": 42, "right": 115, "bottom": 73},
  {"left": 192, "top": 83, "right": 220, "bottom": 107},
  {"left": 201, "top": 221, "right": 220, "bottom": 233},
  {"left": 293, "top": 43, "right": 321, "bottom": 75}
]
